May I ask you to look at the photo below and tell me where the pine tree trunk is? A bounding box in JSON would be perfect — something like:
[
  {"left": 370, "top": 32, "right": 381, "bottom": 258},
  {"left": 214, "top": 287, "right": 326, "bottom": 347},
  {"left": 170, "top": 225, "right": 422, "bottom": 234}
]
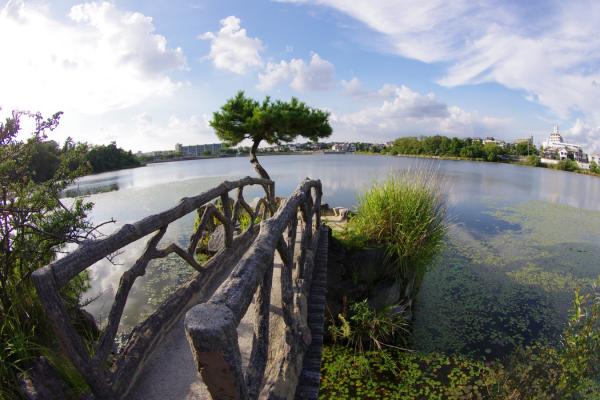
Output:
[
  {"left": 249, "top": 140, "right": 275, "bottom": 201},
  {"left": 250, "top": 140, "right": 271, "bottom": 180}
]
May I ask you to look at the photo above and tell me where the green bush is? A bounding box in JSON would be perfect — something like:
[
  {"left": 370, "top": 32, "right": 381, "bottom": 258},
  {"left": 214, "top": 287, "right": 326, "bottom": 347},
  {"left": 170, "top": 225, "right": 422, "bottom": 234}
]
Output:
[
  {"left": 1, "top": 111, "right": 95, "bottom": 398},
  {"left": 525, "top": 155, "right": 543, "bottom": 167},
  {"left": 590, "top": 161, "right": 600, "bottom": 174},
  {"left": 556, "top": 159, "right": 579, "bottom": 172}
]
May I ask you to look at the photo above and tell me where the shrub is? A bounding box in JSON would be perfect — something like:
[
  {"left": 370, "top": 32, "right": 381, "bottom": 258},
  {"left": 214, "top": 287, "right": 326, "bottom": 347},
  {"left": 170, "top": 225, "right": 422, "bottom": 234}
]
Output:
[
  {"left": 526, "top": 155, "right": 542, "bottom": 167},
  {"left": 556, "top": 159, "right": 579, "bottom": 172},
  {"left": 0, "top": 110, "right": 97, "bottom": 397}
]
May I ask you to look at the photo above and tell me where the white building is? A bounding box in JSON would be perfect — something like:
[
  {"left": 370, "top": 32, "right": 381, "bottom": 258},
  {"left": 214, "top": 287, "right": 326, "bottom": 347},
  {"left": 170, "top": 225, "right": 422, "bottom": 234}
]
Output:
[
  {"left": 541, "top": 125, "right": 587, "bottom": 162},
  {"left": 180, "top": 143, "right": 222, "bottom": 156}
]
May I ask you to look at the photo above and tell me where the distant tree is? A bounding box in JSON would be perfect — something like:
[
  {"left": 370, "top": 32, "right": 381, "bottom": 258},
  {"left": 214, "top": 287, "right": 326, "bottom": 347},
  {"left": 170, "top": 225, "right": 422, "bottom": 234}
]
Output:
[
  {"left": 515, "top": 141, "right": 538, "bottom": 156},
  {"left": 210, "top": 91, "right": 332, "bottom": 180},
  {"left": 556, "top": 159, "right": 579, "bottom": 172},
  {"left": 526, "top": 155, "right": 542, "bottom": 167},
  {"left": 86, "top": 143, "right": 141, "bottom": 173},
  {"left": 29, "top": 140, "right": 61, "bottom": 182},
  {"left": 590, "top": 161, "right": 600, "bottom": 174},
  {"left": 483, "top": 143, "right": 505, "bottom": 162}
]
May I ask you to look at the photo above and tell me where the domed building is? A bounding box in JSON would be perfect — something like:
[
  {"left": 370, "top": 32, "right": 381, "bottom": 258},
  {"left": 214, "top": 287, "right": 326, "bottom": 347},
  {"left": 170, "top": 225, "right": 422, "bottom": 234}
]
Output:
[{"left": 541, "top": 125, "right": 588, "bottom": 163}]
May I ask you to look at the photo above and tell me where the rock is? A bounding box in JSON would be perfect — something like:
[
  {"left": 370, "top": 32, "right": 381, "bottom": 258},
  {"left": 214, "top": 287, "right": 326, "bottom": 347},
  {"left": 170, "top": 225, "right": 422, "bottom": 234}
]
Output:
[
  {"left": 350, "top": 248, "right": 393, "bottom": 285},
  {"left": 368, "top": 279, "right": 402, "bottom": 312},
  {"left": 326, "top": 232, "right": 400, "bottom": 322}
]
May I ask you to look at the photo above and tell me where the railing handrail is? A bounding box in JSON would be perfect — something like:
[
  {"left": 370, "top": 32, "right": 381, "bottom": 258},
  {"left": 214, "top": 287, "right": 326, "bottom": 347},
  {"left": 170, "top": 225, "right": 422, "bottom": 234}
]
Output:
[
  {"left": 184, "top": 177, "right": 324, "bottom": 399},
  {"left": 32, "top": 176, "right": 275, "bottom": 399},
  {"left": 211, "top": 178, "right": 321, "bottom": 322},
  {"left": 36, "top": 176, "right": 273, "bottom": 289}
]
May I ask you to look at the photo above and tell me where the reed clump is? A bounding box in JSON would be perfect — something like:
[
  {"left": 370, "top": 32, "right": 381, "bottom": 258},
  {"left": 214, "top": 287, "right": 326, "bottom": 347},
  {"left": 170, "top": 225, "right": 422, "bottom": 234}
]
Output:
[{"left": 347, "top": 169, "right": 447, "bottom": 296}]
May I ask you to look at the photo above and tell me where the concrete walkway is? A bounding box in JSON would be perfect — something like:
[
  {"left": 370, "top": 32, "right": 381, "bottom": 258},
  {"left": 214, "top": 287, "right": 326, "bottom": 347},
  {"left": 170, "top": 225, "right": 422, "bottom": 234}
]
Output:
[{"left": 129, "top": 265, "right": 283, "bottom": 400}]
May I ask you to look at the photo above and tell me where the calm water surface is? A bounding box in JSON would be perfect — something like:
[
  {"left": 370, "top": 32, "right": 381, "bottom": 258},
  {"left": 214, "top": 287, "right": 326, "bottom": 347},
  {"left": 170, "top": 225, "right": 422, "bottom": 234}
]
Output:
[{"left": 70, "top": 155, "right": 600, "bottom": 355}]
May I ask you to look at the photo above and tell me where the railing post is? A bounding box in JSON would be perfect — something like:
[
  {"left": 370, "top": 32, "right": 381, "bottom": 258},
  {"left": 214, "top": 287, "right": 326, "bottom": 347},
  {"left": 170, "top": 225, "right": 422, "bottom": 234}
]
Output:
[
  {"left": 185, "top": 302, "right": 248, "bottom": 400},
  {"left": 245, "top": 258, "right": 273, "bottom": 399}
]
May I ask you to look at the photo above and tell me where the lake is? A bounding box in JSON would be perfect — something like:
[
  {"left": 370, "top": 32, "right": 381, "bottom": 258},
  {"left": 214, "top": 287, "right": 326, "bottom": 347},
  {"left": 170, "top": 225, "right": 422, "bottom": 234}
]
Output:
[{"left": 69, "top": 154, "right": 600, "bottom": 357}]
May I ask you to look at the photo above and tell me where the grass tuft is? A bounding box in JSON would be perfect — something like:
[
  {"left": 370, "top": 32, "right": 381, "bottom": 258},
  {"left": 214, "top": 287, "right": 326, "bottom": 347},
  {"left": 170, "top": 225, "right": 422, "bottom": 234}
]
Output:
[{"left": 347, "top": 168, "right": 447, "bottom": 291}]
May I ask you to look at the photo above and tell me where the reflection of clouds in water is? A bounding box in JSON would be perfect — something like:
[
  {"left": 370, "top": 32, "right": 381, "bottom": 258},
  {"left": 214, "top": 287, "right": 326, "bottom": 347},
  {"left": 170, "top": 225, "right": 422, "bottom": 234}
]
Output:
[
  {"left": 76, "top": 155, "right": 600, "bottom": 328},
  {"left": 83, "top": 212, "right": 196, "bottom": 328},
  {"left": 71, "top": 157, "right": 255, "bottom": 195},
  {"left": 537, "top": 169, "right": 600, "bottom": 210}
]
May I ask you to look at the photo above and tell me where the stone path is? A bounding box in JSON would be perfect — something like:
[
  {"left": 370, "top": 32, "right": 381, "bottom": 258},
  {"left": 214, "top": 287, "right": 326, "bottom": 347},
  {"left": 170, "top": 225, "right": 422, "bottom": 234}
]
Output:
[{"left": 129, "top": 264, "right": 283, "bottom": 400}]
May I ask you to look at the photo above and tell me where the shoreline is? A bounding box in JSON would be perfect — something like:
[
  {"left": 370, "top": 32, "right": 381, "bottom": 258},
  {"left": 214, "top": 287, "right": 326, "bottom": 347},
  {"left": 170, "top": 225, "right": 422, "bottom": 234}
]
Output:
[
  {"left": 356, "top": 151, "right": 600, "bottom": 178},
  {"left": 84, "top": 151, "right": 600, "bottom": 179}
]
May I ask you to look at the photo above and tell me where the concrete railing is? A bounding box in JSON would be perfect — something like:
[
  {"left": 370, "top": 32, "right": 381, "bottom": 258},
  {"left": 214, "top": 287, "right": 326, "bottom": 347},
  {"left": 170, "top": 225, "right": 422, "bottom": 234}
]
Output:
[
  {"left": 32, "top": 177, "right": 275, "bottom": 399},
  {"left": 185, "top": 178, "right": 324, "bottom": 399}
]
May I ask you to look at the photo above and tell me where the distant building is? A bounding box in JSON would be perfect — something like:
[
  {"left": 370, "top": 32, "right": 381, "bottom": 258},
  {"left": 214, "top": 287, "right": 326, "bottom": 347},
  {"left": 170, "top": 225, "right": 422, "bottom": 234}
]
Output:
[
  {"left": 541, "top": 125, "right": 587, "bottom": 162},
  {"left": 483, "top": 137, "right": 506, "bottom": 148},
  {"left": 590, "top": 154, "right": 600, "bottom": 164},
  {"left": 175, "top": 143, "right": 183, "bottom": 153},
  {"left": 139, "top": 150, "right": 177, "bottom": 158},
  {"left": 180, "top": 143, "right": 222, "bottom": 156}
]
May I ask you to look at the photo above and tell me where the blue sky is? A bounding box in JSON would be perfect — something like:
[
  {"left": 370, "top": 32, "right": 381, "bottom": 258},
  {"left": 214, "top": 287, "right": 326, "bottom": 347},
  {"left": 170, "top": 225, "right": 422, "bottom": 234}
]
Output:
[{"left": 1, "top": 0, "right": 599, "bottom": 153}]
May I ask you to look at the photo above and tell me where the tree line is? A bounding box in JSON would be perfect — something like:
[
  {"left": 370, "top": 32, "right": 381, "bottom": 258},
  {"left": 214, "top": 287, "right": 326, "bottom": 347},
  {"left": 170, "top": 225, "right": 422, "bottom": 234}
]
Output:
[
  {"left": 382, "top": 135, "right": 538, "bottom": 162},
  {"left": 29, "top": 139, "right": 141, "bottom": 179}
]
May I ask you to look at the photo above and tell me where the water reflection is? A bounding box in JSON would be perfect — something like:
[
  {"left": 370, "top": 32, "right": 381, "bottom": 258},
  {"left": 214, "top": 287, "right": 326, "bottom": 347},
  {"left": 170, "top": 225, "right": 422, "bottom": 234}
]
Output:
[{"left": 69, "top": 155, "right": 600, "bottom": 335}]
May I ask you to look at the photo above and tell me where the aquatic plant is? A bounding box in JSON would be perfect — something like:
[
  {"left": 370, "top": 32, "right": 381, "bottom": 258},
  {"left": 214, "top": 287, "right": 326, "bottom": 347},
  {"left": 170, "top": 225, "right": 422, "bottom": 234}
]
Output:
[
  {"left": 329, "top": 299, "right": 409, "bottom": 354},
  {"left": 320, "top": 346, "right": 496, "bottom": 399},
  {"left": 321, "top": 290, "right": 600, "bottom": 399}
]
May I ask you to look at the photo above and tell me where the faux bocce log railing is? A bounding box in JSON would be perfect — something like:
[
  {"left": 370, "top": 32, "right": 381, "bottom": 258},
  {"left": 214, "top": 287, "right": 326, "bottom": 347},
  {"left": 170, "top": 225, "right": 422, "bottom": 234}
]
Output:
[
  {"left": 185, "top": 178, "right": 325, "bottom": 400},
  {"left": 32, "top": 176, "right": 277, "bottom": 399}
]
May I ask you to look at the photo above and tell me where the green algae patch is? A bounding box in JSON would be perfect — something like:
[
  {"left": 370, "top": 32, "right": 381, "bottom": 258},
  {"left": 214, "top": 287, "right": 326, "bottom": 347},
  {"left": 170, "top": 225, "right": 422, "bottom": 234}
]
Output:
[
  {"left": 320, "top": 346, "right": 496, "bottom": 400},
  {"left": 413, "top": 200, "right": 600, "bottom": 357}
]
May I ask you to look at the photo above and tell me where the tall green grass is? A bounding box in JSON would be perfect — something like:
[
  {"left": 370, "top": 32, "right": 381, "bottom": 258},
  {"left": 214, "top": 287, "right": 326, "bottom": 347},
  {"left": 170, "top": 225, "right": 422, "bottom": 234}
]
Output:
[
  {"left": 347, "top": 169, "right": 447, "bottom": 298},
  {"left": 0, "top": 274, "right": 91, "bottom": 399}
]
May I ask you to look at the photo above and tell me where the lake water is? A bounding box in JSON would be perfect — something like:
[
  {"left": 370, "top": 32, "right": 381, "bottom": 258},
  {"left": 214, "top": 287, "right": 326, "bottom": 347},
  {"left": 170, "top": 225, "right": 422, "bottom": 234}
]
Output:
[{"left": 70, "top": 154, "right": 600, "bottom": 356}]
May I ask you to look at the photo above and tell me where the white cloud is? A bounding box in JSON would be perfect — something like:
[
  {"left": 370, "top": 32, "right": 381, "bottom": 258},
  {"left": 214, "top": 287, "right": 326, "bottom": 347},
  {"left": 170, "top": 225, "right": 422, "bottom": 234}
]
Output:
[
  {"left": 341, "top": 77, "right": 365, "bottom": 96},
  {"left": 335, "top": 84, "right": 511, "bottom": 141},
  {"left": 0, "top": 0, "right": 186, "bottom": 115},
  {"left": 98, "top": 113, "right": 216, "bottom": 151},
  {"left": 284, "top": 1, "right": 600, "bottom": 134},
  {"left": 565, "top": 119, "right": 600, "bottom": 154},
  {"left": 199, "top": 16, "right": 263, "bottom": 74},
  {"left": 258, "top": 52, "right": 335, "bottom": 91}
]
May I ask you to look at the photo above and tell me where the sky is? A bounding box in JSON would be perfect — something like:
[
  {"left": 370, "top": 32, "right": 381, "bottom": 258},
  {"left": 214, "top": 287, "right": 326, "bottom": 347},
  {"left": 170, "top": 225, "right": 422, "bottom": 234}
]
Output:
[{"left": 1, "top": 0, "right": 600, "bottom": 153}]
